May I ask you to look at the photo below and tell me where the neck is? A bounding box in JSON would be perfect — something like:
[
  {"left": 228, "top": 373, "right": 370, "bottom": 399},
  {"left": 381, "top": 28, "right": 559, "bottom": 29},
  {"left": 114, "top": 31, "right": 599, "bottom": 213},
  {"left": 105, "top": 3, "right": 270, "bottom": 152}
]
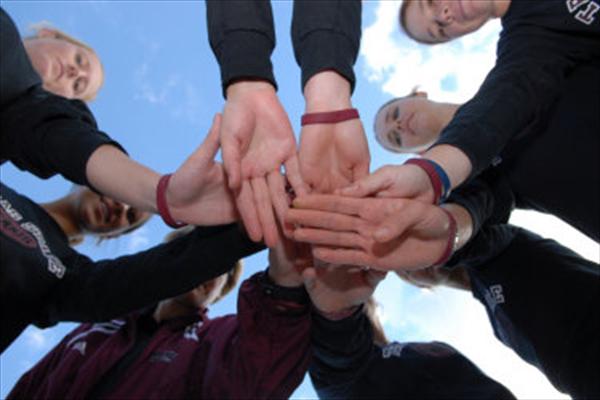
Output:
[
  {"left": 153, "top": 299, "right": 202, "bottom": 323},
  {"left": 494, "top": 0, "right": 511, "bottom": 18},
  {"left": 40, "top": 195, "right": 82, "bottom": 241},
  {"left": 434, "top": 102, "right": 460, "bottom": 130}
]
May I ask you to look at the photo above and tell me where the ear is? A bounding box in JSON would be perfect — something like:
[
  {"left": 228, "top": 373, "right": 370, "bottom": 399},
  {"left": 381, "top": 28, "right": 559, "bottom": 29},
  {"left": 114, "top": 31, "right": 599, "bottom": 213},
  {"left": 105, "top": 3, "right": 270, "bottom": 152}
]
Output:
[
  {"left": 35, "top": 28, "right": 59, "bottom": 39},
  {"left": 414, "top": 91, "right": 428, "bottom": 99}
]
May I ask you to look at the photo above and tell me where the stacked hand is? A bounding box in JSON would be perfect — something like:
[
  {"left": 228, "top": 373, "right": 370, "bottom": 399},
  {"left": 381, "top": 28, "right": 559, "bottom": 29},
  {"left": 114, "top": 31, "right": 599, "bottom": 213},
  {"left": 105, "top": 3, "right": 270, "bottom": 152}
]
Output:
[{"left": 286, "top": 194, "right": 456, "bottom": 271}]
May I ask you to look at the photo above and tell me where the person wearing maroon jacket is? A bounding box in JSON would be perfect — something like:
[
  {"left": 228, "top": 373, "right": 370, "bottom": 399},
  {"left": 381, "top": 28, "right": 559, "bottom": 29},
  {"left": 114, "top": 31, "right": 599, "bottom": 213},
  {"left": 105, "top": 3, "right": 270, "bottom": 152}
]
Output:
[{"left": 6, "top": 228, "right": 313, "bottom": 399}]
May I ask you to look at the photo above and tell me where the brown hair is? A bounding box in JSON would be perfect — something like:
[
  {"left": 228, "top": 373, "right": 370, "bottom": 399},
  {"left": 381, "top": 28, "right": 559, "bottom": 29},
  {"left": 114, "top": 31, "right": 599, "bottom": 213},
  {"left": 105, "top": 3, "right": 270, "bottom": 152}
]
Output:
[
  {"left": 25, "top": 23, "right": 105, "bottom": 101},
  {"left": 164, "top": 226, "right": 244, "bottom": 305},
  {"left": 363, "top": 297, "right": 389, "bottom": 347}
]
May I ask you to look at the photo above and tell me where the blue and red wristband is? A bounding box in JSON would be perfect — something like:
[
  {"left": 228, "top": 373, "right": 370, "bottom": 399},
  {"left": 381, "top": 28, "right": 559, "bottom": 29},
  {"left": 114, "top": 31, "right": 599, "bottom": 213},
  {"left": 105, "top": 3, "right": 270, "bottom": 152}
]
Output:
[{"left": 405, "top": 158, "right": 451, "bottom": 204}]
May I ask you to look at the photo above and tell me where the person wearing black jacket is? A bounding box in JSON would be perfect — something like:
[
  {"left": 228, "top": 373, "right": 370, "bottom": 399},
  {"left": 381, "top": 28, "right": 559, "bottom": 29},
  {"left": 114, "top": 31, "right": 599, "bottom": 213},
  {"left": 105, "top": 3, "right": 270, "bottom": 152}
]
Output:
[
  {"left": 371, "top": 62, "right": 600, "bottom": 242},
  {"left": 340, "top": 0, "right": 600, "bottom": 213},
  {"left": 205, "top": 0, "right": 370, "bottom": 247},
  {"left": 0, "top": 182, "right": 264, "bottom": 353},
  {"left": 310, "top": 299, "right": 516, "bottom": 399},
  {"left": 0, "top": 7, "right": 237, "bottom": 229}
]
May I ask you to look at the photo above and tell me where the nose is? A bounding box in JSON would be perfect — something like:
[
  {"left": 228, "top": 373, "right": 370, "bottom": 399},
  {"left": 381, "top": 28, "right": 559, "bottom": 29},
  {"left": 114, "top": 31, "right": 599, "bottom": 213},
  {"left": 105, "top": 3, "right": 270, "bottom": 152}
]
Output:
[
  {"left": 66, "top": 64, "right": 79, "bottom": 79},
  {"left": 435, "top": 2, "right": 453, "bottom": 25}
]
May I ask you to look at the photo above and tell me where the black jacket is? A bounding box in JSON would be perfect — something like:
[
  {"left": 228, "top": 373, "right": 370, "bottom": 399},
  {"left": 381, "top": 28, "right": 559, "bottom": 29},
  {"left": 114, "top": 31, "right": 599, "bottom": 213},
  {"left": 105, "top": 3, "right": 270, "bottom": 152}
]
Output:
[
  {"left": 466, "top": 226, "right": 600, "bottom": 399},
  {"left": 448, "top": 62, "right": 600, "bottom": 244},
  {"left": 0, "top": 183, "right": 264, "bottom": 353},
  {"left": 309, "top": 308, "right": 515, "bottom": 399},
  {"left": 436, "top": 0, "right": 600, "bottom": 178}
]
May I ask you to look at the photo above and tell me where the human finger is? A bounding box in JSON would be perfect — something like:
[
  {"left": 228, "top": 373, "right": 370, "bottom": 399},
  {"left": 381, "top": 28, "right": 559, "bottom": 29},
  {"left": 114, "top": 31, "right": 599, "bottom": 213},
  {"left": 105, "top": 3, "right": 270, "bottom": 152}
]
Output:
[
  {"left": 284, "top": 155, "right": 309, "bottom": 197},
  {"left": 235, "top": 180, "right": 262, "bottom": 242},
  {"left": 292, "top": 194, "right": 363, "bottom": 216},
  {"left": 221, "top": 133, "right": 242, "bottom": 191},
  {"left": 293, "top": 228, "right": 367, "bottom": 249},
  {"left": 267, "top": 171, "right": 293, "bottom": 238},
  {"left": 286, "top": 208, "right": 362, "bottom": 232},
  {"left": 196, "top": 113, "right": 222, "bottom": 163},
  {"left": 251, "top": 176, "right": 279, "bottom": 247},
  {"left": 336, "top": 171, "right": 389, "bottom": 198},
  {"left": 312, "top": 247, "right": 374, "bottom": 268}
]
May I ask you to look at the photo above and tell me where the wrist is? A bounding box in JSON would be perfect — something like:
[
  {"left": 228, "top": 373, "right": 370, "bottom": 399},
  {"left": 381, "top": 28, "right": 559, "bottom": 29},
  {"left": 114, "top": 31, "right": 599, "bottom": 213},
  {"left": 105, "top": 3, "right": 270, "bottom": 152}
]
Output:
[
  {"left": 226, "top": 79, "right": 276, "bottom": 99},
  {"left": 421, "top": 145, "right": 472, "bottom": 190},
  {"left": 441, "top": 203, "right": 474, "bottom": 252},
  {"left": 157, "top": 174, "right": 187, "bottom": 228},
  {"left": 304, "top": 70, "right": 352, "bottom": 112},
  {"left": 267, "top": 266, "right": 304, "bottom": 288}
]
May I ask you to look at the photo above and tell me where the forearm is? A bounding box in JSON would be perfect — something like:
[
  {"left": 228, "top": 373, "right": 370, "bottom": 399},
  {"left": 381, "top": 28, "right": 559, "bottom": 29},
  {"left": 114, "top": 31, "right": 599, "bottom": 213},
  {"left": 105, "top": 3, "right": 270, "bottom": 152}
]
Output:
[
  {"left": 50, "top": 225, "right": 263, "bottom": 323},
  {"left": 86, "top": 145, "right": 159, "bottom": 213},
  {"left": 292, "top": 0, "right": 361, "bottom": 92}
]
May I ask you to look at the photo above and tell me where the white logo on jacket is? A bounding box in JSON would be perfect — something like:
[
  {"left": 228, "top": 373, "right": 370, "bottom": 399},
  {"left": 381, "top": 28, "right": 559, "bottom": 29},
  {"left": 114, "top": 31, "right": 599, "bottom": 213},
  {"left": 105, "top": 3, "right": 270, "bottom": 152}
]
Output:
[{"left": 566, "top": 0, "right": 600, "bottom": 25}]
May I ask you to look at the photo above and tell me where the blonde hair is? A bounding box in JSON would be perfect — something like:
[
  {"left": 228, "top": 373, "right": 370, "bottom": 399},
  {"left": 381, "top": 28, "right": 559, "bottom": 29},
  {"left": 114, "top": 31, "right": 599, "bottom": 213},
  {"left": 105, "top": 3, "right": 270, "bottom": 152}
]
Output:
[
  {"left": 363, "top": 297, "right": 389, "bottom": 347},
  {"left": 164, "top": 226, "right": 244, "bottom": 305},
  {"left": 25, "top": 22, "right": 105, "bottom": 101}
]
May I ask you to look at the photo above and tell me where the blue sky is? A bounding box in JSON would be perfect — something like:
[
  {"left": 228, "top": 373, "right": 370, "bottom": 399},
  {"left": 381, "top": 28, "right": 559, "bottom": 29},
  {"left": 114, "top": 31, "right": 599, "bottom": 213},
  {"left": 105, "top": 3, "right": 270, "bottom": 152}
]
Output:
[{"left": 1, "top": 1, "right": 597, "bottom": 399}]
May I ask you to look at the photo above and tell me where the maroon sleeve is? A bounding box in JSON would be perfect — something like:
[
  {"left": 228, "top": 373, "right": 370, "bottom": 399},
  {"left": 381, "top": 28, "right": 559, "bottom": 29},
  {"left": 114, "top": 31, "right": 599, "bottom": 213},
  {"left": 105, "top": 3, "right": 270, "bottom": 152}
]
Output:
[
  {"left": 197, "top": 272, "right": 312, "bottom": 399},
  {"left": 7, "top": 324, "right": 90, "bottom": 399}
]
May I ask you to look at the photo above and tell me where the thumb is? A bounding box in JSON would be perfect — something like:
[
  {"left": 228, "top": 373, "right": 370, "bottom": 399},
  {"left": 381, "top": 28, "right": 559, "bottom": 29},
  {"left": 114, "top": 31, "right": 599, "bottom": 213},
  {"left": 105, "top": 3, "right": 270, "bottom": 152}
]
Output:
[{"left": 196, "top": 113, "right": 222, "bottom": 162}]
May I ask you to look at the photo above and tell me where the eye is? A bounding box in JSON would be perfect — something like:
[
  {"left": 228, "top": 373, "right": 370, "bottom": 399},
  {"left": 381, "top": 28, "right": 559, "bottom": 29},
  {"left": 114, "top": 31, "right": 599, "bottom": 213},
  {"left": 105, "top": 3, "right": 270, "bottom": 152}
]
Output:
[
  {"left": 75, "top": 53, "right": 83, "bottom": 66},
  {"left": 391, "top": 106, "right": 400, "bottom": 121},
  {"left": 126, "top": 207, "right": 140, "bottom": 225}
]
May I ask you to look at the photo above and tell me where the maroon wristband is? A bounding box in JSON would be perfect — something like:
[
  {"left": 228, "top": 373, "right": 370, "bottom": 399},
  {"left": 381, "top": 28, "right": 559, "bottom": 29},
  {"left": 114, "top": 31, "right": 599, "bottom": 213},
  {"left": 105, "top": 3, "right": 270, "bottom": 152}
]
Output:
[
  {"left": 301, "top": 108, "right": 359, "bottom": 126},
  {"left": 405, "top": 158, "right": 442, "bottom": 204},
  {"left": 433, "top": 208, "right": 458, "bottom": 266},
  {"left": 156, "top": 174, "right": 187, "bottom": 229}
]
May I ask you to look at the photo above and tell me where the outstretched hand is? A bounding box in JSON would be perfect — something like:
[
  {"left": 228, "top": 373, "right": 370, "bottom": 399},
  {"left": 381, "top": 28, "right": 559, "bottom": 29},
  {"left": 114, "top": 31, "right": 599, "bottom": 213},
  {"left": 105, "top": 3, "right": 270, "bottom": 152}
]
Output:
[
  {"left": 220, "top": 81, "right": 307, "bottom": 247},
  {"left": 287, "top": 194, "right": 454, "bottom": 271},
  {"left": 167, "top": 114, "right": 237, "bottom": 226}
]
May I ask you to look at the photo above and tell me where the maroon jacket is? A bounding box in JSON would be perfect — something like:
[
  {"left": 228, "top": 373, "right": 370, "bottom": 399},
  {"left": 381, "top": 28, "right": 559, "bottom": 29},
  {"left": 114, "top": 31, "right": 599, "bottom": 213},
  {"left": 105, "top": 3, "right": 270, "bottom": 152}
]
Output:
[{"left": 8, "top": 272, "right": 311, "bottom": 399}]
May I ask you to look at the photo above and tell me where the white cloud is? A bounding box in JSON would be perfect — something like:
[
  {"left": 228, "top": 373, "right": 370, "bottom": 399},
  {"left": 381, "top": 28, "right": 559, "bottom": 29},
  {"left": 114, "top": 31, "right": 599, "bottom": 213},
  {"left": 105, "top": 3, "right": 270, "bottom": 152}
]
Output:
[
  {"left": 509, "top": 210, "right": 599, "bottom": 263},
  {"left": 361, "top": 0, "right": 501, "bottom": 103},
  {"left": 126, "top": 226, "right": 151, "bottom": 253},
  {"left": 23, "top": 327, "right": 52, "bottom": 352}
]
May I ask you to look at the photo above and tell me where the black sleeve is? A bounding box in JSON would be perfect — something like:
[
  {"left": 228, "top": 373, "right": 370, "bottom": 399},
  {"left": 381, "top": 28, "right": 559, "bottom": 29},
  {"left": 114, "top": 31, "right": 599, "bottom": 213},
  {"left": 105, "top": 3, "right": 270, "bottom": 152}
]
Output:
[
  {"left": 0, "top": 86, "right": 126, "bottom": 186},
  {"left": 309, "top": 307, "right": 373, "bottom": 398},
  {"left": 435, "top": 28, "right": 597, "bottom": 178},
  {"left": 467, "top": 227, "right": 600, "bottom": 399},
  {"left": 206, "top": 0, "right": 277, "bottom": 96},
  {"left": 42, "top": 224, "right": 264, "bottom": 324},
  {"left": 291, "top": 0, "right": 361, "bottom": 93}
]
